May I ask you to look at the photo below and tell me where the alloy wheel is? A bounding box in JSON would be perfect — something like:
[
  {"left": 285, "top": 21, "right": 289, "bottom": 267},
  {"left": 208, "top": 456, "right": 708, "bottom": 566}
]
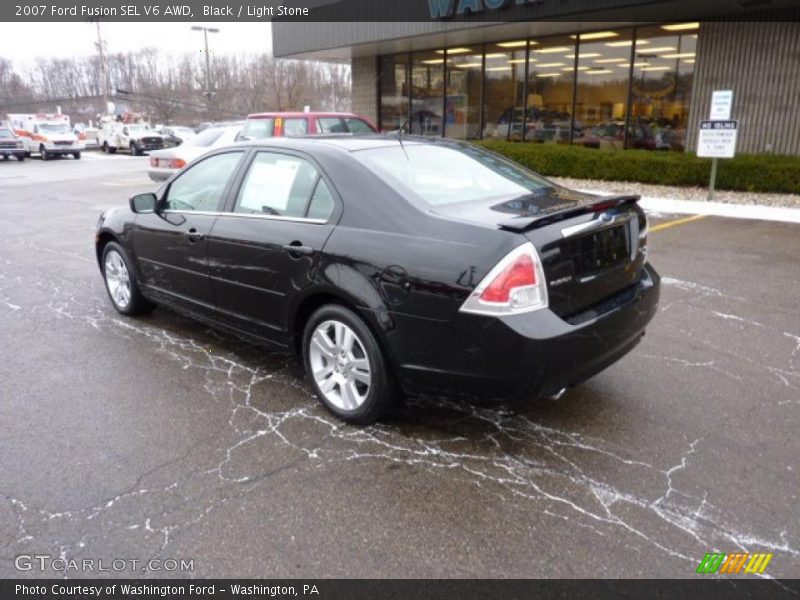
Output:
[
  {"left": 309, "top": 320, "right": 372, "bottom": 411},
  {"left": 104, "top": 250, "right": 132, "bottom": 310}
]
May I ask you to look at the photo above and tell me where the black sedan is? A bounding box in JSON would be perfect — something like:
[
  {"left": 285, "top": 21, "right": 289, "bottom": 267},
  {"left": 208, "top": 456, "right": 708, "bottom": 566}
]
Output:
[{"left": 95, "top": 136, "right": 659, "bottom": 424}]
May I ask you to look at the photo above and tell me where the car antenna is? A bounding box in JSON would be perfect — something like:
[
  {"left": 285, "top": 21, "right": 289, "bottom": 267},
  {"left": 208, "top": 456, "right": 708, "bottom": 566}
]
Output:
[{"left": 397, "top": 119, "right": 410, "bottom": 161}]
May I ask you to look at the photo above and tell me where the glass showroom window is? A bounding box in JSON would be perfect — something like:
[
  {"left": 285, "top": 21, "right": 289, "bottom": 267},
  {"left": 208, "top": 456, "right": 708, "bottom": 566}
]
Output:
[
  {"left": 379, "top": 54, "right": 409, "bottom": 132},
  {"left": 410, "top": 50, "right": 445, "bottom": 136},
  {"left": 525, "top": 35, "right": 577, "bottom": 144},
  {"left": 482, "top": 44, "right": 526, "bottom": 140},
  {"left": 628, "top": 23, "right": 698, "bottom": 151},
  {"left": 444, "top": 48, "right": 483, "bottom": 140},
  {"left": 573, "top": 29, "right": 634, "bottom": 150}
]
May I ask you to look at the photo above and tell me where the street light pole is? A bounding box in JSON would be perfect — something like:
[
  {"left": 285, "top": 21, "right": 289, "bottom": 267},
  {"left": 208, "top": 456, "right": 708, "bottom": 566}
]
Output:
[{"left": 191, "top": 26, "right": 220, "bottom": 117}]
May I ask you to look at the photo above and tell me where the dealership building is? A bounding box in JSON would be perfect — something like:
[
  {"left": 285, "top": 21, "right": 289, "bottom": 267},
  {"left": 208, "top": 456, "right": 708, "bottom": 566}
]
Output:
[{"left": 273, "top": 1, "right": 800, "bottom": 155}]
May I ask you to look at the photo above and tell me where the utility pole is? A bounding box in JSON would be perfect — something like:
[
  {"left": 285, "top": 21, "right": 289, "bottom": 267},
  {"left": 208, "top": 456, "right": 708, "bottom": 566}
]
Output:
[
  {"left": 191, "top": 26, "right": 219, "bottom": 118},
  {"left": 93, "top": 20, "right": 110, "bottom": 116}
]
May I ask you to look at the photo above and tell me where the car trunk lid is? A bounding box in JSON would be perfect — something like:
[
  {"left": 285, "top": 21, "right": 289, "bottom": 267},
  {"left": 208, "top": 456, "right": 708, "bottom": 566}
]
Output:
[{"left": 432, "top": 188, "right": 647, "bottom": 320}]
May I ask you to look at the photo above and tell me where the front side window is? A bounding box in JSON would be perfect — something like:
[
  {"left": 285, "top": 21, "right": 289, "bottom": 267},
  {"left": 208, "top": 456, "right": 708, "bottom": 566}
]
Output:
[
  {"left": 345, "top": 118, "right": 375, "bottom": 134},
  {"left": 355, "top": 143, "right": 550, "bottom": 207},
  {"left": 317, "top": 118, "right": 349, "bottom": 134},
  {"left": 163, "top": 152, "right": 243, "bottom": 212},
  {"left": 234, "top": 152, "right": 334, "bottom": 220}
]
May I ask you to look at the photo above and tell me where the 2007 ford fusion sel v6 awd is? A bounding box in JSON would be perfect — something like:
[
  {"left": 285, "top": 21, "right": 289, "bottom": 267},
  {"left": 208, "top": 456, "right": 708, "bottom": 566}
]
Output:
[{"left": 95, "top": 136, "right": 659, "bottom": 424}]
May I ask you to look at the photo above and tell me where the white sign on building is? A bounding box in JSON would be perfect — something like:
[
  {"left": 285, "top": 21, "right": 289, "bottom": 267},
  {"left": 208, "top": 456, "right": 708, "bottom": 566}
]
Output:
[{"left": 709, "top": 90, "right": 734, "bottom": 120}]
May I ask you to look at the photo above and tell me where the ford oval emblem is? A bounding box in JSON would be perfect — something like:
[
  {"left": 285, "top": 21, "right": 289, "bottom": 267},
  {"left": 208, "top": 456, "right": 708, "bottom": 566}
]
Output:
[{"left": 599, "top": 211, "right": 615, "bottom": 224}]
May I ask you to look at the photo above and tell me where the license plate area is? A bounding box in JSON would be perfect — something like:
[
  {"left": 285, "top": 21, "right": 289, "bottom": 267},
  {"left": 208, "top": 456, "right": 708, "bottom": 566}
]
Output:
[{"left": 569, "top": 224, "right": 630, "bottom": 278}]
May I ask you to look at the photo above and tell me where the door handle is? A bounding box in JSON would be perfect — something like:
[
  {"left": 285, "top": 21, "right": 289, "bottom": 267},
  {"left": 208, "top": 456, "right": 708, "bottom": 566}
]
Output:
[
  {"left": 185, "top": 228, "right": 204, "bottom": 243},
  {"left": 282, "top": 242, "right": 315, "bottom": 256}
]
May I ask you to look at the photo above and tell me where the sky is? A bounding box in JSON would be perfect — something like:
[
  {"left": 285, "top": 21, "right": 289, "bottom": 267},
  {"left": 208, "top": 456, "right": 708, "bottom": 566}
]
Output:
[{"left": 0, "top": 22, "right": 274, "bottom": 68}]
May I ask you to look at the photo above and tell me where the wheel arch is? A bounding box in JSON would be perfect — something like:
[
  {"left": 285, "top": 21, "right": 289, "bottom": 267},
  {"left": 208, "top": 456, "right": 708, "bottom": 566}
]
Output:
[{"left": 290, "top": 289, "right": 398, "bottom": 372}]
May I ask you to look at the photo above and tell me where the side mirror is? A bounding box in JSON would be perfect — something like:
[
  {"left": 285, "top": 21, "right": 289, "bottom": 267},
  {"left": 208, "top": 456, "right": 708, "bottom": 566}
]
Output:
[{"left": 130, "top": 192, "right": 157, "bottom": 214}]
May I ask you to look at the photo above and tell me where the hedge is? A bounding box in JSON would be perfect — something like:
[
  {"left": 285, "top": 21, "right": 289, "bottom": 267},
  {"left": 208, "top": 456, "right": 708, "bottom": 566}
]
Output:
[{"left": 476, "top": 141, "right": 800, "bottom": 195}]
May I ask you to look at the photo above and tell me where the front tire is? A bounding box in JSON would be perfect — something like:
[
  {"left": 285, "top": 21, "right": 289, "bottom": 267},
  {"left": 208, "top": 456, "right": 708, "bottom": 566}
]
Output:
[
  {"left": 302, "top": 304, "right": 397, "bottom": 424},
  {"left": 131, "top": 142, "right": 140, "bottom": 156},
  {"left": 40, "top": 145, "right": 50, "bottom": 161},
  {"left": 16, "top": 154, "right": 25, "bottom": 162},
  {"left": 101, "top": 242, "right": 154, "bottom": 316},
  {"left": 73, "top": 152, "right": 81, "bottom": 160}
]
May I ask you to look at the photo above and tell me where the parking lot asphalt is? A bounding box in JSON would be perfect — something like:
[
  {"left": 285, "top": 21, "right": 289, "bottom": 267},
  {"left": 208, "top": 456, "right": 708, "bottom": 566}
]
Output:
[{"left": 0, "top": 154, "right": 798, "bottom": 579}]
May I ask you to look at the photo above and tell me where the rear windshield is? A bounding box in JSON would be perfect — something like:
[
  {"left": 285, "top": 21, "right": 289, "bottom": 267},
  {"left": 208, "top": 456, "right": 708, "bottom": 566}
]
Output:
[
  {"left": 241, "top": 119, "right": 275, "bottom": 140},
  {"left": 354, "top": 143, "right": 551, "bottom": 207},
  {"left": 186, "top": 128, "right": 224, "bottom": 147}
]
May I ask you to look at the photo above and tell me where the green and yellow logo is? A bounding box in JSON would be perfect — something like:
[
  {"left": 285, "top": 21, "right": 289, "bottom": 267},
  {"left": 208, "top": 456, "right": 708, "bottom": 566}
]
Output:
[{"left": 696, "top": 552, "right": 773, "bottom": 574}]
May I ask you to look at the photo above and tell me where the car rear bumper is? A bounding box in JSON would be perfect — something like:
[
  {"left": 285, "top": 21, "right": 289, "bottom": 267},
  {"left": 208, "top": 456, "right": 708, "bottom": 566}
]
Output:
[{"left": 390, "top": 263, "right": 660, "bottom": 399}]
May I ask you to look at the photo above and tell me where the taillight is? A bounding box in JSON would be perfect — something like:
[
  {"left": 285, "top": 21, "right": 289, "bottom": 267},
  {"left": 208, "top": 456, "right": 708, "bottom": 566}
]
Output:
[
  {"left": 149, "top": 157, "right": 157, "bottom": 167},
  {"left": 460, "top": 243, "right": 548, "bottom": 316},
  {"left": 170, "top": 159, "right": 186, "bottom": 169}
]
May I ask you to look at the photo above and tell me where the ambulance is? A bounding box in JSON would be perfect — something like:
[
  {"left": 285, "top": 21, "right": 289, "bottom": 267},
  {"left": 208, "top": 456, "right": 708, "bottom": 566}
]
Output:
[{"left": 6, "top": 113, "right": 85, "bottom": 160}]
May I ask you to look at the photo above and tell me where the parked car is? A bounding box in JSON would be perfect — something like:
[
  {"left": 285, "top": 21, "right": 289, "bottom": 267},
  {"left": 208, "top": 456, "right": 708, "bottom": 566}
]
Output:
[
  {"left": 238, "top": 112, "right": 377, "bottom": 141},
  {"left": 147, "top": 124, "right": 243, "bottom": 182},
  {"left": 0, "top": 127, "right": 26, "bottom": 161},
  {"left": 159, "top": 126, "right": 197, "bottom": 148},
  {"left": 96, "top": 136, "right": 659, "bottom": 424},
  {"left": 99, "top": 121, "right": 165, "bottom": 155}
]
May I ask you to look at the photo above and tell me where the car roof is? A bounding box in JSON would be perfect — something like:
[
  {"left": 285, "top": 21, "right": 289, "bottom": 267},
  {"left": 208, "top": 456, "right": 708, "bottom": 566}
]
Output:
[
  {"left": 246, "top": 111, "right": 362, "bottom": 119},
  {"left": 239, "top": 134, "right": 452, "bottom": 154}
]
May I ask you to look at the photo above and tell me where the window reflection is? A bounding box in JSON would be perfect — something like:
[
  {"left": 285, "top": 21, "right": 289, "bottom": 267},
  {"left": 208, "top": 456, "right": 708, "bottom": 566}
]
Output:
[
  {"left": 525, "top": 36, "right": 577, "bottom": 144},
  {"left": 411, "top": 51, "right": 445, "bottom": 136},
  {"left": 574, "top": 30, "right": 633, "bottom": 150},
  {"left": 378, "top": 23, "right": 698, "bottom": 152},
  {"left": 482, "top": 44, "right": 526, "bottom": 140},
  {"left": 379, "top": 54, "right": 409, "bottom": 132},
  {"left": 629, "top": 25, "right": 697, "bottom": 151},
  {"left": 445, "top": 50, "right": 483, "bottom": 140}
]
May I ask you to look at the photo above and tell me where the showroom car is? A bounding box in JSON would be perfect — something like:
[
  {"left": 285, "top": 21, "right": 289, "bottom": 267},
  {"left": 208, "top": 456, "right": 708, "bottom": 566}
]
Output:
[{"left": 96, "top": 136, "right": 659, "bottom": 424}]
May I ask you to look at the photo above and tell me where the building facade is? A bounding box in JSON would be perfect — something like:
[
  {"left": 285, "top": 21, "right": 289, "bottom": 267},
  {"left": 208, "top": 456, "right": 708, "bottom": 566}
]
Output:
[{"left": 274, "top": 3, "right": 800, "bottom": 155}]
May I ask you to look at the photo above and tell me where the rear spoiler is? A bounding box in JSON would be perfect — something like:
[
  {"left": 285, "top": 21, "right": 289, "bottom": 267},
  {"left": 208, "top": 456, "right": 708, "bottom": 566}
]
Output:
[{"left": 497, "top": 194, "right": 641, "bottom": 233}]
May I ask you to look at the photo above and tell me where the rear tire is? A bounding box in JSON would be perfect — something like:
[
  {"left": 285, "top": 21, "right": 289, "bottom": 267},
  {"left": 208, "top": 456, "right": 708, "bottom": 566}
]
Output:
[
  {"left": 302, "top": 304, "right": 397, "bottom": 424},
  {"left": 2, "top": 155, "right": 8, "bottom": 161},
  {"left": 103, "top": 142, "right": 109, "bottom": 154},
  {"left": 131, "top": 142, "right": 140, "bottom": 156},
  {"left": 16, "top": 154, "right": 25, "bottom": 162},
  {"left": 101, "top": 242, "right": 154, "bottom": 316},
  {"left": 73, "top": 152, "right": 81, "bottom": 160}
]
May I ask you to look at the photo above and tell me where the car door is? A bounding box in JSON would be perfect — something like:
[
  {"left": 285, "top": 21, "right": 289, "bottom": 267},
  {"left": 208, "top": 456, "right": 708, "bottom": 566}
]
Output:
[
  {"left": 130, "top": 150, "right": 246, "bottom": 315},
  {"left": 206, "top": 150, "right": 339, "bottom": 345}
]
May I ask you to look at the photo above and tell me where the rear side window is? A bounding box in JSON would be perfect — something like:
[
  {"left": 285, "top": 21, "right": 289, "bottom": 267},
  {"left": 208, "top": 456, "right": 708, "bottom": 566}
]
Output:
[
  {"left": 283, "top": 118, "right": 308, "bottom": 137},
  {"left": 240, "top": 119, "right": 274, "bottom": 140},
  {"left": 234, "top": 152, "right": 333, "bottom": 220},
  {"left": 306, "top": 180, "right": 336, "bottom": 220},
  {"left": 345, "top": 118, "right": 374, "bottom": 134}
]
